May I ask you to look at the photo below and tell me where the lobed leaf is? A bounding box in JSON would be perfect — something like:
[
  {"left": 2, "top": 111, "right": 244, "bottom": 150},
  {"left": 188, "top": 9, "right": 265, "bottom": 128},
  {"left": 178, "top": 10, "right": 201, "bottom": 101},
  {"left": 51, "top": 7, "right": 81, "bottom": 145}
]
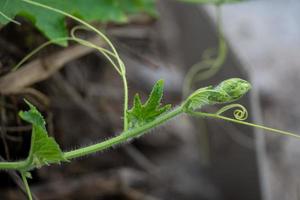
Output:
[
  {"left": 19, "top": 100, "right": 66, "bottom": 168},
  {"left": 127, "top": 80, "right": 171, "bottom": 129},
  {"left": 0, "top": 0, "right": 157, "bottom": 46}
]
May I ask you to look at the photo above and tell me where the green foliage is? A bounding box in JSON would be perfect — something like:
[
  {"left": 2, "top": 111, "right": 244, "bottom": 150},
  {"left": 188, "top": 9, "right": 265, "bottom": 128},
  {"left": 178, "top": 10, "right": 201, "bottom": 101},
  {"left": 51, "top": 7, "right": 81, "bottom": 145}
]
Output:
[
  {"left": 178, "top": 0, "right": 242, "bottom": 4},
  {"left": 0, "top": 0, "right": 156, "bottom": 46},
  {"left": 127, "top": 80, "right": 171, "bottom": 129},
  {"left": 19, "top": 100, "right": 66, "bottom": 169},
  {"left": 0, "top": 1, "right": 298, "bottom": 199},
  {"left": 1, "top": 80, "right": 299, "bottom": 199},
  {"left": 213, "top": 78, "right": 251, "bottom": 101},
  {"left": 183, "top": 78, "right": 251, "bottom": 111}
]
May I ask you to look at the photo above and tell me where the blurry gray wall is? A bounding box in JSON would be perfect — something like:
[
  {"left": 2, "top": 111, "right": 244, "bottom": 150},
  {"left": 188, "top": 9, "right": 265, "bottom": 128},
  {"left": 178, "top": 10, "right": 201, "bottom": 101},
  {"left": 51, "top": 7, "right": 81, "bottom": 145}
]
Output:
[{"left": 205, "top": 1, "right": 300, "bottom": 200}]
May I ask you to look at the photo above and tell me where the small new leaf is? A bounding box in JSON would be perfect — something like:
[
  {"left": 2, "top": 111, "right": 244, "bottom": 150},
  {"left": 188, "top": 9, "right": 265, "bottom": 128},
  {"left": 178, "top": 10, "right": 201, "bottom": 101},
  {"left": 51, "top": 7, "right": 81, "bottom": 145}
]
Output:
[
  {"left": 184, "top": 78, "right": 251, "bottom": 112},
  {"left": 0, "top": 0, "right": 157, "bottom": 46},
  {"left": 127, "top": 80, "right": 171, "bottom": 129},
  {"left": 19, "top": 100, "right": 66, "bottom": 169}
]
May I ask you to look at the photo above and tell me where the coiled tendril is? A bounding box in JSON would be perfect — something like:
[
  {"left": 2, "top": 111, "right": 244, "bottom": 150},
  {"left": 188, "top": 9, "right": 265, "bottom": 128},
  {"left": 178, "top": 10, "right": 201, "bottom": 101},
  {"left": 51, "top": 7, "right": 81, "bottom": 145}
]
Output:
[{"left": 215, "top": 104, "right": 248, "bottom": 121}]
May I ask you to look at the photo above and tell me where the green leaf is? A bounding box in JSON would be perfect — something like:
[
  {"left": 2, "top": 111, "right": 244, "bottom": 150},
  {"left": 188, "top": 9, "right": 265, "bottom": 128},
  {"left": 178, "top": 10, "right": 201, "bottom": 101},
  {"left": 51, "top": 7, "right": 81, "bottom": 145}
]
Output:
[
  {"left": 19, "top": 100, "right": 66, "bottom": 168},
  {"left": 183, "top": 86, "right": 214, "bottom": 111},
  {"left": 184, "top": 78, "right": 251, "bottom": 111},
  {"left": 0, "top": 0, "right": 156, "bottom": 46},
  {"left": 178, "top": 0, "right": 243, "bottom": 4},
  {"left": 127, "top": 80, "right": 171, "bottom": 129}
]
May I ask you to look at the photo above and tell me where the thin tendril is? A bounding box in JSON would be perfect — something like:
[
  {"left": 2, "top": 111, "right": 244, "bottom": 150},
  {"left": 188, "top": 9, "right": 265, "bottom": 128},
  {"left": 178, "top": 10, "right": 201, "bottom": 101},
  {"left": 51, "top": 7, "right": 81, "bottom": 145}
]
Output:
[
  {"left": 187, "top": 110, "right": 300, "bottom": 139},
  {"left": 70, "top": 26, "right": 129, "bottom": 130},
  {"left": 20, "top": 172, "right": 33, "bottom": 200},
  {"left": 70, "top": 26, "right": 122, "bottom": 74},
  {"left": 18, "top": 0, "right": 129, "bottom": 130},
  {"left": 0, "top": 11, "right": 21, "bottom": 25},
  {"left": 13, "top": 37, "right": 69, "bottom": 71},
  {"left": 215, "top": 104, "right": 248, "bottom": 121},
  {"left": 13, "top": 32, "right": 121, "bottom": 75}
]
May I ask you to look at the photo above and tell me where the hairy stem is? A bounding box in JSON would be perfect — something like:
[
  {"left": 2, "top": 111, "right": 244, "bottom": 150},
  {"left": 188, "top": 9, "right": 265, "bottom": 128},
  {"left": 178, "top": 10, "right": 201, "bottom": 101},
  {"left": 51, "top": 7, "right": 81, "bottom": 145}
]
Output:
[
  {"left": 122, "top": 73, "right": 129, "bottom": 131},
  {"left": 0, "top": 160, "right": 28, "bottom": 170},
  {"left": 64, "top": 105, "right": 183, "bottom": 159},
  {"left": 20, "top": 0, "right": 129, "bottom": 131},
  {"left": 0, "top": 105, "right": 184, "bottom": 169}
]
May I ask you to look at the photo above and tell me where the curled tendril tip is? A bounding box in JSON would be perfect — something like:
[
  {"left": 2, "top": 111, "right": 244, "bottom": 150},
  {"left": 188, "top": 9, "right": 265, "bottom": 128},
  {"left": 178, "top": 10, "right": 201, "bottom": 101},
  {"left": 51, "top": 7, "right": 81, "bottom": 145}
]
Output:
[{"left": 215, "top": 104, "right": 248, "bottom": 121}]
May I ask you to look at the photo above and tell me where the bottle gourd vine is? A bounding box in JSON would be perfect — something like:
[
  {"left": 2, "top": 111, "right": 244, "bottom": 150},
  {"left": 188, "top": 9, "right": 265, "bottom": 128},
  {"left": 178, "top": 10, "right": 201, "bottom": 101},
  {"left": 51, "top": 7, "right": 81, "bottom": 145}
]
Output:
[{"left": 0, "top": 1, "right": 299, "bottom": 199}]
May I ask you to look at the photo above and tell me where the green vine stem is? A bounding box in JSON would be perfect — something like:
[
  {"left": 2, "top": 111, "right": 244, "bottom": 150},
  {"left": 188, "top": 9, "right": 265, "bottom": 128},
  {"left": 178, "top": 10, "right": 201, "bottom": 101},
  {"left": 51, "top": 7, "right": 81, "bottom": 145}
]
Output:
[
  {"left": 64, "top": 105, "right": 184, "bottom": 159},
  {"left": 180, "top": 4, "right": 233, "bottom": 163},
  {"left": 182, "top": 5, "right": 227, "bottom": 97},
  {"left": 1, "top": 2, "right": 300, "bottom": 199},
  {"left": 0, "top": 105, "right": 184, "bottom": 170},
  {"left": 1, "top": 101, "right": 300, "bottom": 171},
  {"left": 0, "top": 160, "right": 28, "bottom": 170}
]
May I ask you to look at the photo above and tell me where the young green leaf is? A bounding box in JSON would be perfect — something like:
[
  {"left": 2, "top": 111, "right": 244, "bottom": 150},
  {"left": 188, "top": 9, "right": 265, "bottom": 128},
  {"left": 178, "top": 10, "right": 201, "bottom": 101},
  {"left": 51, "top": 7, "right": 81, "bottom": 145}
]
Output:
[
  {"left": 0, "top": 0, "right": 156, "bottom": 46},
  {"left": 19, "top": 100, "right": 66, "bottom": 168},
  {"left": 178, "top": 0, "right": 243, "bottom": 4},
  {"left": 127, "top": 80, "right": 172, "bottom": 129},
  {"left": 183, "top": 78, "right": 251, "bottom": 112}
]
